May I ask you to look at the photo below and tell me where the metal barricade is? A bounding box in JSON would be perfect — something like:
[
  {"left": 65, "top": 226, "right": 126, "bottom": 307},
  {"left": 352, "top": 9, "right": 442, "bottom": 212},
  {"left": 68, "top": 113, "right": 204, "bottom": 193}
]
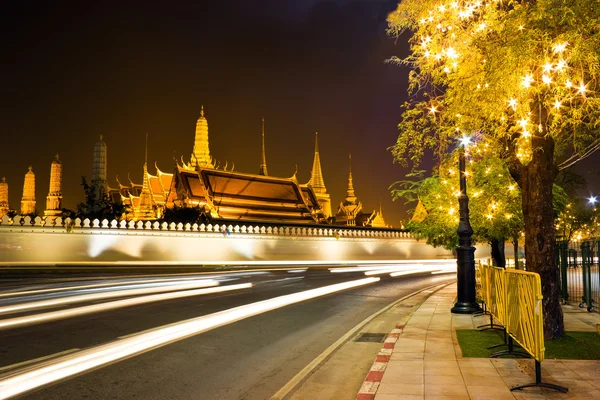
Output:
[
  {"left": 476, "top": 266, "right": 568, "bottom": 393},
  {"left": 504, "top": 270, "right": 544, "bottom": 362}
]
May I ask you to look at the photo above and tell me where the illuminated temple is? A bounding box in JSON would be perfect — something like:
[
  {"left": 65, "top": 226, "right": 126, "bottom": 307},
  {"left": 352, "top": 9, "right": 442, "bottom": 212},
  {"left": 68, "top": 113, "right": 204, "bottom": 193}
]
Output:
[{"left": 101, "top": 107, "right": 388, "bottom": 227}]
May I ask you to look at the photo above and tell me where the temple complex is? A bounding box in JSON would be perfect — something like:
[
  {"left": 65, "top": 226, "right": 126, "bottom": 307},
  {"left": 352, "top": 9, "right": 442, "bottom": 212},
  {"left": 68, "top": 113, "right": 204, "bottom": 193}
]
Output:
[
  {"left": 0, "top": 178, "right": 9, "bottom": 218},
  {"left": 44, "top": 155, "right": 63, "bottom": 218},
  {"left": 92, "top": 107, "right": 390, "bottom": 227},
  {"left": 21, "top": 166, "right": 36, "bottom": 215}
]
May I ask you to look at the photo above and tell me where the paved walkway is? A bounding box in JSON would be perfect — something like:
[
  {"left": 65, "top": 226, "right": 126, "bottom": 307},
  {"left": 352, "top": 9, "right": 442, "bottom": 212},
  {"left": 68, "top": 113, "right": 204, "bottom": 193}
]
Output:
[{"left": 359, "top": 283, "right": 600, "bottom": 400}]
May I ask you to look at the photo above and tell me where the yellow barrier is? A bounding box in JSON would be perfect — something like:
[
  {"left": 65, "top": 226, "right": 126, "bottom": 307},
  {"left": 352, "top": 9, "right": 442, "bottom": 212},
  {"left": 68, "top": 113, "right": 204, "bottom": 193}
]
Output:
[
  {"left": 474, "top": 264, "right": 567, "bottom": 392},
  {"left": 490, "top": 266, "right": 507, "bottom": 326},
  {"left": 504, "top": 269, "right": 545, "bottom": 362}
]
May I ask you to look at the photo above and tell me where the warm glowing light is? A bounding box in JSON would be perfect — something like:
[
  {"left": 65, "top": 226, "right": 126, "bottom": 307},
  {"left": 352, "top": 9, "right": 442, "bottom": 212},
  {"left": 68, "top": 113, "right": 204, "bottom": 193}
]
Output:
[
  {"left": 542, "top": 74, "right": 552, "bottom": 85},
  {"left": 556, "top": 59, "right": 567, "bottom": 71},
  {"left": 508, "top": 185, "right": 515, "bottom": 191},
  {"left": 429, "top": 105, "right": 437, "bottom": 114},
  {"left": 553, "top": 42, "right": 567, "bottom": 53},
  {"left": 554, "top": 99, "right": 562, "bottom": 109},
  {"left": 522, "top": 74, "right": 534, "bottom": 88},
  {"left": 445, "top": 47, "right": 458, "bottom": 59},
  {"left": 459, "top": 135, "right": 471, "bottom": 147},
  {"left": 566, "top": 79, "right": 573, "bottom": 88},
  {"left": 508, "top": 98, "right": 517, "bottom": 110},
  {"left": 543, "top": 63, "right": 553, "bottom": 73},
  {"left": 578, "top": 82, "right": 587, "bottom": 95},
  {"left": 518, "top": 118, "right": 528, "bottom": 129}
]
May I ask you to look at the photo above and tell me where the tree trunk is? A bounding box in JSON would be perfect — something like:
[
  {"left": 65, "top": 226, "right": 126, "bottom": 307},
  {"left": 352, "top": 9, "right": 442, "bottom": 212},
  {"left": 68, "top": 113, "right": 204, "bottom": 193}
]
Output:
[
  {"left": 513, "top": 238, "right": 520, "bottom": 270},
  {"left": 490, "top": 238, "right": 506, "bottom": 269},
  {"left": 520, "top": 135, "right": 564, "bottom": 339}
]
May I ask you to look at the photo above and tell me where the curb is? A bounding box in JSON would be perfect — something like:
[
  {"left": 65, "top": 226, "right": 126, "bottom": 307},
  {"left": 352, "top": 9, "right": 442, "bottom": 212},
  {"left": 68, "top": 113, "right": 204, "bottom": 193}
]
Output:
[{"left": 355, "top": 282, "right": 454, "bottom": 400}]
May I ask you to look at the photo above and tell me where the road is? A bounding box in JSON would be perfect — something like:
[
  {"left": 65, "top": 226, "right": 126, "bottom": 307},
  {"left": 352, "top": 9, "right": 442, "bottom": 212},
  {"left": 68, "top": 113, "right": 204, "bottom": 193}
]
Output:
[{"left": 0, "top": 264, "right": 455, "bottom": 399}]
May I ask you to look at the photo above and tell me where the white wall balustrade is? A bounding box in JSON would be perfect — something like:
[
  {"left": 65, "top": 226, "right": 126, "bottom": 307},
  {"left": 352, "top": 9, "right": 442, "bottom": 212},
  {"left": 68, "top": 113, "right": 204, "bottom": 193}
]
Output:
[{"left": 0, "top": 215, "right": 488, "bottom": 265}]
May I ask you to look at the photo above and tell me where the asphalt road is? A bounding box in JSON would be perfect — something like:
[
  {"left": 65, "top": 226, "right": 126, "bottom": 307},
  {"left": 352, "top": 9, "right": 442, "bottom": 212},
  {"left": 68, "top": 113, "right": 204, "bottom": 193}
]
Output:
[{"left": 0, "top": 268, "right": 454, "bottom": 400}]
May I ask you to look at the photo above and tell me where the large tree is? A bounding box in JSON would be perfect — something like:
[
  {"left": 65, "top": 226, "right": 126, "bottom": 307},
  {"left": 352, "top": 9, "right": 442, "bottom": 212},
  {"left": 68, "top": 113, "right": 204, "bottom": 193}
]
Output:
[{"left": 388, "top": 0, "right": 600, "bottom": 338}]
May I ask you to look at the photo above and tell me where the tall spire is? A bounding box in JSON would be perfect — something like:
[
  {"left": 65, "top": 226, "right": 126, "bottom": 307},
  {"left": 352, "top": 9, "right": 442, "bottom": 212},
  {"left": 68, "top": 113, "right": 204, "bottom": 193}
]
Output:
[
  {"left": 259, "top": 117, "right": 268, "bottom": 176},
  {"left": 191, "top": 105, "right": 214, "bottom": 169},
  {"left": 308, "top": 132, "right": 327, "bottom": 194},
  {"left": 344, "top": 153, "right": 357, "bottom": 204},
  {"left": 21, "top": 166, "right": 36, "bottom": 215},
  {"left": 0, "top": 177, "right": 9, "bottom": 218},
  {"left": 92, "top": 135, "right": 107, "bottom": 183},
  {"left": 138, "top": 133, "right": 155, "bottom": 220},
  {"left": 45, "top": 154, "right": 63, "bottom": 218}
]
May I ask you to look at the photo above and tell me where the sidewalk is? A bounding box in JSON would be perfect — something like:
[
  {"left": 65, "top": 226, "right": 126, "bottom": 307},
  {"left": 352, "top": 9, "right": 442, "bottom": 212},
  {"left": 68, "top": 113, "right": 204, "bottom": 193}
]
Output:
[{"left": 357, "top": 283, "right": 600, "bottom": 400}]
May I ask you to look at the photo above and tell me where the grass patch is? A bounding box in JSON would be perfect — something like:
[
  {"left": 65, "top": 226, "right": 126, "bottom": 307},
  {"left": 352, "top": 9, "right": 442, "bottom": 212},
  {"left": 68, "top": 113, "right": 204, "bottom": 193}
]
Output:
[{"left": 456, "top": 329, "right": 600, "bottom": 360}]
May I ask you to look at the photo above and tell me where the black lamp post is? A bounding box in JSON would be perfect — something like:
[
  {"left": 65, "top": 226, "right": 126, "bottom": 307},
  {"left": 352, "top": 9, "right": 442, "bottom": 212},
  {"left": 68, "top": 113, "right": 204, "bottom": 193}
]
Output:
[{"left": 451, "top": 141, "right": 480, "bottom": 314}]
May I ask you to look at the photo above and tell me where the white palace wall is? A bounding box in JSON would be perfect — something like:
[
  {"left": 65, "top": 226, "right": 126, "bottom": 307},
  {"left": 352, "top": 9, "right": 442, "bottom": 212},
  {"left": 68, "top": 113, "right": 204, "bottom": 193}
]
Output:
[{"left": 0, "top": 216, "right": 492, "bottom": 265}]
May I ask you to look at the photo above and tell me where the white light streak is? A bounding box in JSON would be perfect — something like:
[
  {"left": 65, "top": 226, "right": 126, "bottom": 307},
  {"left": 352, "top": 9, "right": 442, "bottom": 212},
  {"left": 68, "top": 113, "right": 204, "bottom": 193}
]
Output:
[
  {"left": 0, "top": 280, "right": 219, "bottom": 315},
  {"left": 0, "top": 284, "right": 251, "bottom": 331},
  {"left": 0, "top": 277, "right": 379, "bottom": 399}
]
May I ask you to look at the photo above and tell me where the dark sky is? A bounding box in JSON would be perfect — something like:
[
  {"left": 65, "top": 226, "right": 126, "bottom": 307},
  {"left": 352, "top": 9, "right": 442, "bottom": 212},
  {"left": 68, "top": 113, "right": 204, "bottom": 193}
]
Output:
[{"left": 1, "top": 0, "right": 414, "bottom": 225}]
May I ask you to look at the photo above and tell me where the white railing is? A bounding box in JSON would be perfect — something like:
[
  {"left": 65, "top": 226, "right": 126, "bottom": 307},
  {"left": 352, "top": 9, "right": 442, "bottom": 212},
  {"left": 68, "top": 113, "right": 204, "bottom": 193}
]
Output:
[{"left": 0, "top": 215, "right": 411, "bottom": 239}]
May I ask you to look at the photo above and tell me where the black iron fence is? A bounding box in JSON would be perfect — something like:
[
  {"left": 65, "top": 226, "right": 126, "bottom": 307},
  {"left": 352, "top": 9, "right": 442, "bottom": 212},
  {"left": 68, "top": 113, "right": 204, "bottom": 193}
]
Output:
[{"left": 556, "top": 240, "right": 600, "bottom": 312}]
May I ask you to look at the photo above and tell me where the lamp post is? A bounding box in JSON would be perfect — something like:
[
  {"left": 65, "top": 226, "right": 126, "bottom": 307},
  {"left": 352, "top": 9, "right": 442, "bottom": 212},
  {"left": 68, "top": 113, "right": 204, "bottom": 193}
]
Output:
[{"left": 451, "top": 139, "right": 480, "bottom": 314}]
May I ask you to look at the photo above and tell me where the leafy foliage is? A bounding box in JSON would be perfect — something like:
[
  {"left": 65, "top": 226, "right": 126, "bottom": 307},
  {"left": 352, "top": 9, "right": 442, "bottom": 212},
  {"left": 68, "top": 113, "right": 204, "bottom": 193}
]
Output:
[
  {"left": 76, "top": 177, "right": 125, "bottom": 221},
  {"left": 160, "top": 205, "right": 209, "bottom": 225},
  {"left": 387, "top": 0, "right": 600, "bottom": 170},
  {"left": 393, "top": 152, "right": 524, "bottom": 250}
]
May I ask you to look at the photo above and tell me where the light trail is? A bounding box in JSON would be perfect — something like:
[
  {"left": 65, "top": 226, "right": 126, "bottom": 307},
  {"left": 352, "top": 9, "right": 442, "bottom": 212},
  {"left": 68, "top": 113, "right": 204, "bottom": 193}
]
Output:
[
  {"left": 0, "top": 283, "right": 252, "bottom": 331},
  {"left": 364, "top": 265, "right": 422, "bottom": 276},
  {"left": 0, "top": 280, "right": 219, "bottom": 315},
  {"left": 389, "top": 266, "right": 444, "bottom": 277},
  {"left": 0, "top": 275, "right": 222, "bottom": 300},
  {"left": 0, "top": 277, "right": 379, "bottom": 399}
]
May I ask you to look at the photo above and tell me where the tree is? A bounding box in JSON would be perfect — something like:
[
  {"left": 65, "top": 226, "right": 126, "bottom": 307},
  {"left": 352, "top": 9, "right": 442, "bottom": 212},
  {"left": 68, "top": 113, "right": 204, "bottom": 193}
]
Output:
[
  {"left": 76, "top": 177, "right": 125, "bottom": 221},
  {"left": 160, "top": 205, "right": 210, "bottom": 225},
  {"left": 388, "top": 0, "right": 600, "bottom": 338}
]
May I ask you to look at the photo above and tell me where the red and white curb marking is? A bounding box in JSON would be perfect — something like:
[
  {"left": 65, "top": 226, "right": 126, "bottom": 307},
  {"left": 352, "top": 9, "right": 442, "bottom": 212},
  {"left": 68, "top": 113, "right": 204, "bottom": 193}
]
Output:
[{"left": 356, "top": 325, "right": 405, "bottom": 400}]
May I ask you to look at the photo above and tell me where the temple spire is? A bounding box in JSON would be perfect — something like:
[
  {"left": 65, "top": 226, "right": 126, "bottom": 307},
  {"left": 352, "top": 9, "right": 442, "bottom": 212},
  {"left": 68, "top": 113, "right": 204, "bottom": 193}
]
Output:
[
  {"left": 308, "top": 132, "right": 327, "bottom": 194},
  {"left": 345, "top": 153, "right": 357, "bottom": 203},
  {"left": 191, "top": 105, "right": 214, "bottom": 169},
  {"left": 259, "top": 117, "right": 268, "bottom": 176}
]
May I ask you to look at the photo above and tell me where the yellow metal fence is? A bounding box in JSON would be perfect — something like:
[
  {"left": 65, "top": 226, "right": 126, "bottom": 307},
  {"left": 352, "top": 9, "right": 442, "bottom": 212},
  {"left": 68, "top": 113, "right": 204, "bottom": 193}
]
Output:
[{"left": 476, "top": 264, "right": 545, "bottom": 362}]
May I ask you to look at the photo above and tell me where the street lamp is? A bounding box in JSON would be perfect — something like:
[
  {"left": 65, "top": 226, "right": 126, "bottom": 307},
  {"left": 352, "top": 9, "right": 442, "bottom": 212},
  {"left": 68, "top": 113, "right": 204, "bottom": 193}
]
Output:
[{"left": 451, "top": 137, "right": 480, "bottom": 314}]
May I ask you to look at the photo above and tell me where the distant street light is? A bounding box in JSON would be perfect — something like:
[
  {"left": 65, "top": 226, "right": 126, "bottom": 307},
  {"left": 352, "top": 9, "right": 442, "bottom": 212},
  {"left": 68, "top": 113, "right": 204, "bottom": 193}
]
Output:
[
  {"left": 451, "top": 138, "right": 480, "bottom": 314},
  {"left": 588, "top": 196, "right": 598, "bottom": 206}
]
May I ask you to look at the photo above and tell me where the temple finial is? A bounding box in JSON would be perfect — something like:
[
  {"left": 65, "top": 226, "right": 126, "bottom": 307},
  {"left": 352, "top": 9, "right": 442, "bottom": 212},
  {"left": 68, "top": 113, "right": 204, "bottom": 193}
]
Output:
[
  {"left": 349, "top": 153, "right": 352, "bottom": 175},
  {"left": 99, "top": 134, "right": 103, "bottom": 141},
  {"left": 315, "top": 131, "right": 319, "bottom": 153},
  {"left": 144, "top": 132, "right": 148, "bottom": 166},
  {"left": 259, "top": 117, "right": 268, "bottom": 175},
  {"left": 200, "top": 105, "right": 204, "bottom": 118}
]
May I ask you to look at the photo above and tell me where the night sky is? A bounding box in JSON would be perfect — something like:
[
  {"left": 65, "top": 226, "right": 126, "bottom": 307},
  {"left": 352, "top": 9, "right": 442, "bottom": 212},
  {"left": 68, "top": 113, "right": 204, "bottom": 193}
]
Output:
[
  {"left": 2, "top": 1, "right": 598, "bottom": 226},
  {"left": 1, "top": 0, "right": 414, "bottom": 225}
]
